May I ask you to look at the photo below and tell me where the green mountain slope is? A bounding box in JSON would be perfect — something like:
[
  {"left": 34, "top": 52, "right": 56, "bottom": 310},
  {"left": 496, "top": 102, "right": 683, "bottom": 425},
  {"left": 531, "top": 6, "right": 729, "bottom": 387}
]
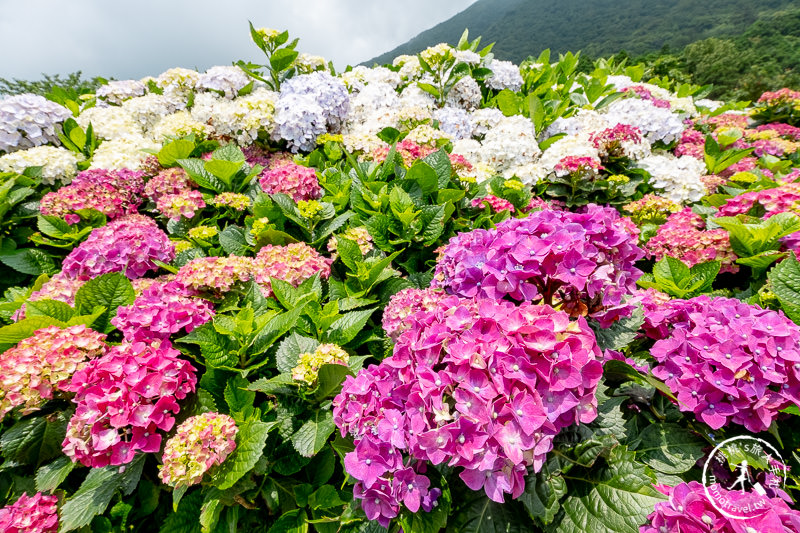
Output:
[{"left": 367, "top": 0, "right": 796, "bottom": 65}]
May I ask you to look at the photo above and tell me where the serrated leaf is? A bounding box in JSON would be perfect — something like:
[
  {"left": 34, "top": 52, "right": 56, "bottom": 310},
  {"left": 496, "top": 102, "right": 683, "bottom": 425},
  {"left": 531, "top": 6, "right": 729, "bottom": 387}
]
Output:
[
  {"left": 420, "top": 204, "right": 446, "bottom": 246},
  {"left": 406, "top": 161, "right": 438, "bottom": 195},
  {"left": 160, "top": 490, "right": 202, "bottom": 533},
  {"left": 225, "top": 375, "right": 255, "bottom": 416},
  {"left": 291, "top": 410, "right": 335, "bottom": 457},
  {"left": 178, "top": 322, "right": 237, "bottom": 368},
  {"left": 74, "top": 273, "right": 135, "bottom": 332},
  {"left": 630, "top": 423, "right": 706, "bottom": 474},
  {"left": 0, "top": 412, "right": 67, "bottom": 466},
  {"left": 275, "top": 333, "right": 320, "bottom": 374},
  {"left": 25, "top": 299, "right": 76, "bottom": 322},
  {"left": 158, "top": 139, "right": 196, "bottom": 167},
  {"left": 315, "top": 364, "right": 351, "bottom": 400},
  {"left": 199, "top": 495, "right": 222, "bottom": 533},
  {"left": 211, "top": 418, "right": 273, "bottom": 490},
  {"left": 0, "top": 315, "right": 66, "bottom": 344},
  {"left": 325, "top": 308, "right": 375, "bottom": 345},
  {"left": 0, "top": 248, "right": 57, "bottom": 275},
  {"left": 35, "top": 456, "right": 76, "bottom": 492},
  {"left": 521, "top": 457, "right": 566, "bottom": 524},
  {"left": 250, "top": 303, "right": 308, "bottom": 356},
  {"left": 448, "top": 494, "right": 529, "bottom": 533},
  {"left": 218, "top": 225, "right": 250, "bottom": 255},
  {"left": 590, "top": 306, "right": 644, "bottom": 351}
]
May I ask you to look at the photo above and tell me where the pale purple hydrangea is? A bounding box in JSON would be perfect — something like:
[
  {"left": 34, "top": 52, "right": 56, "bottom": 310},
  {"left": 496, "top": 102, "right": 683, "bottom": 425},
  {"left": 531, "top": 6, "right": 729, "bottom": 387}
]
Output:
[
  {"left": 0, "top": 94, "right": 72, "bottom": 153},
  {"left": 96, "top": 80, "right": 146, "bottom": 105},
  {"left": 196, "top": 66, "right": 251, "bottom": 99},
  {"left": 485, "top": 60, "right": 523, "bottom": 91},
  {"left": 334, "top": 297, "right": 603, "bottom": 525},
  {"left": 61, "top": 214, "right": 175, "bottom": 279},
  {"left": 433, "top": 205, "right": 644, "bottom": 326},
  {"left": 433, "top": 106, "right": 473, "bottom": 140},
  {"left": 644, "top": 296, "right": 800, "bottom": 433}
]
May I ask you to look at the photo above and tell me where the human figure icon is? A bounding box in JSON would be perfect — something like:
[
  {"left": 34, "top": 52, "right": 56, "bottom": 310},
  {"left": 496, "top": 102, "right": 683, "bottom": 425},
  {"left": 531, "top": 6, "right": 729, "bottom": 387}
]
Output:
[{"left": 729, "top": 460, "right": 752, "bottom": 492}]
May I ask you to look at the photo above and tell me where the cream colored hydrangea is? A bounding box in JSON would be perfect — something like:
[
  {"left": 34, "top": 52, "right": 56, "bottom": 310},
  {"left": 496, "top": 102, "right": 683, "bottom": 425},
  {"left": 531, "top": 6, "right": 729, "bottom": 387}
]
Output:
[
  {"left": 89, "top": 135, "right": 159, "bottom": 170},
  {"left": 76, "top": 106, "right": 143, "bottom": 140},
  {"left": 0, "top": 146, "right": 83, "bottom": 185},
  {"left": 149, "top": 110, "right": 211, "bottom": 141},
  {"left": 292, "top": 344, "right": 349, "bottom": 386}
]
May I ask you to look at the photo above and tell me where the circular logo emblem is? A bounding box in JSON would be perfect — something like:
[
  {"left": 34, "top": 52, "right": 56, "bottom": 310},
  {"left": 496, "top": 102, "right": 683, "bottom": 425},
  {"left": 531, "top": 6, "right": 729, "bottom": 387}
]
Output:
[{"left": 702, "top": 435, "right": 788, "bottom": 520}]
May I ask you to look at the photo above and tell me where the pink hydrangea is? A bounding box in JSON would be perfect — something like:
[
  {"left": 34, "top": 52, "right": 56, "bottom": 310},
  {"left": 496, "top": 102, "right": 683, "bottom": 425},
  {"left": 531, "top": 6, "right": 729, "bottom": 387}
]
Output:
[
  {"left": 589, "top": 124, "right": 647, "bottom": 159},
  {"left": 640, "top": 481, "right": 800, "bottom": 533},
  {"left": 254, "top": 243, "right": 331, "bottom": 297},
  {"left": 645, "top": 296, "right": 800, "bottom": 432},
  {"left": 757, "top": 88, "right": 800, "bottom": 106},
  {"left": 61, "top": 214, "right": 175, "bottom": 279},
  {"left": 175, "top": 256, "right": 255, "bottom": 295},
  {"left": 334, "top": 298, "right": 603, "bottom": 525},
  {"left": 112, "top": 280, "right": 214, "bottom": 341},
  {"left": 0, "top": 492, "right": 59, "bottom": 533},
  {"left": 755, "top": 122, "right": 800, "bottom": 141},
  {"left": 159, "top": 412, "right": 238, "bottom": 488},
  {"left": 553, "top": 155, "right": 604, "bottom": 177},
  {"left": 258, "top": 161, "right": 322, "bottom": 202},
  {"left": 370, "top": 140, "right": 435, "bottom": 167},
  {"left": 144, "top": 168, "right": 194, "bottom": 203},
  {"left": 645, "top": 208, "right": 738, "bottom": 273},
  {"left": 433, "top": 205, "right": 644, "bottom": 326},
  {"left": 718, "top": 181, "right": 800, "bottom": 218},
  {"left": 622, "top": 85, "right": 670, "bottom": 108},
  {"left": 697, "top": 113, "right": 749, "bottom": 132},
  {"left": 40, "top": 180, "right": 141, "bottom": 221},
  {"left": 0, "top": 325, "right": 107, "bottom": 419},
  {"left": 156, "top": 189, "right": 206, "bottom": 220},
  {"left": 674, "top": 128, "right": 706, "bottom": 159},
  {"left": 62, "top": 339, "right": 196, "bottom": 468},
  {"left": 523, "top": 197, "right": 564, "bottom": 213},
  {"left": 471, "top": 195, "right": 515, "bottom": 213},
  {"left": 381, "top": 287, "right": 448, "bottom": 340},
  {"left": 241, "top": 144, "right": 271, "bottom": 168},
  {"left": 13, "top": 272, "right": 88, "bottom": 321}
]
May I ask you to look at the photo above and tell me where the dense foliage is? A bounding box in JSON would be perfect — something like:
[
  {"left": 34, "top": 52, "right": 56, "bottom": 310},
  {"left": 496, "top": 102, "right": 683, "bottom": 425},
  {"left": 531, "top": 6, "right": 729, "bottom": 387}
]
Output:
[{"left": 1, "top": 22, "right": 800, "bottom": 533}]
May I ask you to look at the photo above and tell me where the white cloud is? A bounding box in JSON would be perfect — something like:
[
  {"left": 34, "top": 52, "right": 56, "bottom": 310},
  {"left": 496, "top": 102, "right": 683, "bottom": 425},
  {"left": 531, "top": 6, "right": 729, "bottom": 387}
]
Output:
[{"left": 0, "top": 0, "right": 475, "bottom": 80}]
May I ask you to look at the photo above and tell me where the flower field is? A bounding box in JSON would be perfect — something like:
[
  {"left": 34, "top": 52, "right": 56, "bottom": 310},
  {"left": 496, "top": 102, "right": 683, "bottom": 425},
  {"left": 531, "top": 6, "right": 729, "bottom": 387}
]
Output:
[{"left": 2, "top": 26, "right": 800, "bottom": 532}]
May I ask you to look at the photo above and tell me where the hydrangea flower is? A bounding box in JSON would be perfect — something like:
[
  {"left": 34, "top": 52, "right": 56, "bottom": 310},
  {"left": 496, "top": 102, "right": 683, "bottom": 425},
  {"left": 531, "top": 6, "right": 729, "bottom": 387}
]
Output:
[
  {"left": 159, "top": 412, "right": 238, "bottom": 488},
  {"left": 14, "top": 272, "right": 88, "bottom": 320},
  {"left": 89, "top": 134, "right": 160, "bottom": 171},
  {"left": 433, "top": 106, "right": 473, "bottom": 139},
  {"left": 381, "top": 287, "right": 448, "bottom": 341},
  {"left": 334, "top": 298, "right": 603, "bottom": 523},
  {"left": 156, "top": 189, "right": 206, "bottom": 220},
  {"left": 645, "top": 208, "right": 737, "bottom": 273},
  {"left": 327, "top": 227, "right": 373, "bottom": 258},
  {"left": 40, "top": 168, "right": 145, "bottom": 221},
  {"left": 623, "top": 194, "right": 681, "bottom": 226},
  {"left": 292, "top": 344, "right": 349, "bottom": 386},
  {"left": 149, "top": 111, "right": 211, "bottom": 141},
  {"left": 645, "top": 296, "right": 800, "bottom": 432},
  {"left": 75, "top": 106, "right": 143, "bottom": 141},
  {"left": 0, "top": 94, "right": 72, "bottom": 153},
  {"left": 212, "top": 192, "right": 251, "bottom": 211},
  {"left": 175, "top": 256, "right": 255, "bottom": 295},
  {"left": 0, "top": 492, "right": 59, "bottom": 533},
  {"left": 636, "top": 154, "right": 707, "bottom": 204},
  {"left": 471, "top": 195, "right": 515, "bottom": 213},
  {"left": 61, "top": 214, "right": 175, "bottom": 279},
  {"left": 717, "top": 181, "right": 800, "bottom": 218},
  {"left": 254, "top": 243, "right": 331, "bottom": 297},
  {"left": 196, "top": 66, "right": 251, "bottom": 99},
  {"left": 258, "top": 161, "right": 322, "bottom": 202},
  {"left": 112, "top": 280, "right": 214, "bottom": 341},
  {"left": 446, "top": 76, "right": 482, "bottom": 111},
  {"left": 433, "top": 205, "right": 644, "bottom": 326},
  {"left": 144, "top": 167, "right": 194, "bottom": 203},
  {"left": 62, "top": 339, "right": 196, "bottom": 468},
  {"left": 96, "top": 80, "right": 146, "bottom": 105},
  {"left": 485, "top": 60, "right": 523, "bottom": 91},
  {"left": 640, "top": 481, "right": 800, "bottom": 533},
  {"left": 0, "top": 325, "right": 107, "bottom": 419},
  {"left": 604, "top": 97, "right": 685, "bottom": 145},
  {"left": 553, "top": 155, "right": 604, "bottom": 178},
  {"left": 589, "top": 124, "right": 651, "bottom": 160},
  {"left": 0, "top": 145, "right": 82, "bottom": 185}
]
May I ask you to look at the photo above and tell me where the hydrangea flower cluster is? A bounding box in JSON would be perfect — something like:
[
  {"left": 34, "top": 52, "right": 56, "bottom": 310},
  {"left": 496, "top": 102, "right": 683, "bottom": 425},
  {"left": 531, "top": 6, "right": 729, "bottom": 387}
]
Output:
[
  {"left": 40, "top": 168, "right": 145, "bottom": 221},
  {"left": 156, "top": 189, "right": 206, "bottom": 220},
  {"left": 604, "top": 97, "right": 685, "bottom": 145},
  {"left": 96, "top": 80, "right": 147, "bottom": 105},
  {"left": 645, "top": 208, "right": 738, "bottom": 273},
  {"left": 62, "top": 339, "right": 196, "bottom": 467},
  {"left": 75, "top": 106, "right": 143, "bottom": 141},
  {"left": 175, "top": 256, "right": 255, "bottom": 295},
  {"left": 636, "top": 154, "right": 707, "bottom": 204},
  {"left": 212, "top": 192, "right": 251, "bottom": 211},
  {"left": 640, "top": 481, "right": 800, "bottom": 533},
  {"left": 433, "top": 205, "right": 644, "bottom": 325},
  {"left": 14, "top": 272, "right": 88, "bottom": 320},
  {"left": 150, "top": 111, "right": 211, "bottom": 141},
  {"left": 471, "top": 195, "right": 516, "bottom": 213},
  {"left": 112, "top": 281, "right": 214, "bottom": 341},
  {"left": 0, "top": 94, "right": 72, "bottom": 153},
  {"left": 433, "top": 106, "right": 473, "bottom": 139},
  {"left": 622, "top": 85, "right": 671, "bottom": 108},
  {"left": 327, "top": 226, "right": 373, "bottom": 257},
  {"left": 674, "top": 128, "right": 706, "bottom": 159},
  {"left": 258, "top": 161, "right": 322, "bottom": 202},
  {"left": 144, "top": 167, "right": 194, "bottom": 203},
  {"left": 61, "top": 214, "right": 175, "bottom": 279},
  {"left": 756, "top": 88, "right": 800, "bottom": 107},
  {"left": 0, "top": 492, "right": 59, "bottom": 533},
  {"left": 254, "top": 243, "right": 331, "bottom": 296},
  {"left": 622, "top": 194, "right": 681, "bottom": 226},
  {"left": 159, "top": 412, "right": 238, "bottom": 488},
  {"left": 197, "top": 66, "right": 251, "bottom": 99},
  {"left": 553, "top": 155, "right": 604, "bottom": 178},
  {"left": 717, "top": 181, "right": 800, "bottom": 218},
  {"left": 334, "top": 298, "right": 603, "bottom": 524},
  {"left": 589, "top": 124, "right": 650, "bottom": 160},
  {"left": 370, "top": 139, "right": 434, "bottom": 167},
  {"left": 0, "top": 325, "right": 107, "bottom": 419},
  {"left": 644, "top": 296, "right": 800, "bottom": 432},
  {"left": 0, "top": 145, "right": 82, "bottom": 185},
  {"left": 381, "top": 287, "right": 448, "bottom": 341},
  {"left": 292, "top": 344, "right": 350, "bottom": 386},
  {"left": 485, "top": 60, "right": 523, "bottom": 91},
  {"left": 88, "top": 135, "right": 160, "bottom": 171}
]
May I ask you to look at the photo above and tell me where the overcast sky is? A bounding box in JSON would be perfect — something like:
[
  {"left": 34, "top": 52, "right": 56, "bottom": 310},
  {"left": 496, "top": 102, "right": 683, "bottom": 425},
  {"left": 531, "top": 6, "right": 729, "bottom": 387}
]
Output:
[{"left": 0, "top": 0, "right": 476, "bottom": 81}]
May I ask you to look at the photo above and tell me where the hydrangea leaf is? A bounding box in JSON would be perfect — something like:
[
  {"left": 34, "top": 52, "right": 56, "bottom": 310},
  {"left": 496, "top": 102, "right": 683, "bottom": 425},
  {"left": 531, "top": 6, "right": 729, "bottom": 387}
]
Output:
[
  {"left": 521, "top": 457, "right": 567, "bottom": 525},
  {"left": 179, "top": 322, "right": 238, "bottom": 368},
  {"left": 266, "top": 509, "right": 308, "bottom": 533},
  {"left": 0, "top": 315, "right": 66, "bottom": 345},
  {"left": 629, "top": 423, "right": 706, "bottom": 474},
  {"left": 160, "top": 490, "right": 202, "bottom": 533},
  {"left": 315, "top": 363, "right": 351, "bottom": 401},
  {"left": 291, "top": 410, "right": 335, "bottom": 458},
  {"left": 24, "top": 298, "right": 76, "bottom": 322},
  {"left": 590, "top": 306, "right": 644, "bottom": 351},
  {"left": 0, "top": 411, "right": 67, "bottom": 466},
  {"left": 74, "top": 272, "right": 135, "bottom": 332},
  {"left": 325, "top": 308, "right": 375, "bottom": 346},
  {"left": 35, "top": 456, "right": 76, "bottom": 493},
  {"left": 218, "top": 225, "right": 250, "bottom": 256},
  {"left": 210, "top": 418, "right": 274, "bottom": 490},
  {"left": 157, "top": 138, "right": 195, "bottom": 167},
  {"left": 448, "top": 493, "right": 530, "bottom": 533}
]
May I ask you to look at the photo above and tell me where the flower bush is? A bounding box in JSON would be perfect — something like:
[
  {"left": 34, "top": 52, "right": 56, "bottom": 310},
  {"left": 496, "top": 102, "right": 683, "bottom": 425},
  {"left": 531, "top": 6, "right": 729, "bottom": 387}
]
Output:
[{"left": 0, "top": 492, "right": 59, "bottom": 533}]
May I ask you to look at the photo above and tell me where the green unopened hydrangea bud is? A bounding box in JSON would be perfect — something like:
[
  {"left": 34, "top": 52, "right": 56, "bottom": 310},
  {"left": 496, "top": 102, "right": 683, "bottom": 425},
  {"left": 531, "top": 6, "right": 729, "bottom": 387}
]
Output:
[
  {"left": 623, "top": 194, "right": 680, "bottom": 226},
  {"left": 608, "top": 174, "right": 630, "bottom": 184},
  {"left": 504, "top": 179, "right": 524, "bottom": 191},
  {"left": 188, "top": 226, "right": 218, "bottom": 241},
  {"left": 173, "top": 240, "right": 194, "bottom": 253},
  {"left": 297, "top": 200, "right": 323, "bottom": 219},
  {"left": 420, "top": 43, "right": 455, "bottom": 66},
  {"left": 256, "top": 28, "right": 281, "bottom": 41},
  {"left": 316, "top": 133, "right": 343, "bottom": 145},
  {"left": 212, "top": 192, "right": 251, "bottom": 211},
  {"left": 250, "top": 217, "right": 270, "bottom": 236},
  {"left": 292, "top": 344, "right": 349, "bottom": 386}
]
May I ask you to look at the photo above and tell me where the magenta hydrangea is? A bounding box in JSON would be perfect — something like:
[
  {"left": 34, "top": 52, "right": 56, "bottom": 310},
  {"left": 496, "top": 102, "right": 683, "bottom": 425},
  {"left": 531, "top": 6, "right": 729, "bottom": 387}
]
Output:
[
  {"left": 433, "top": 205, "right": 643, "bottom": 326},
  {"left": 381, "top": 287, "right": 448, "bottom": 341},
  {"left": 471, "top": 195, "right": 515, "bottom": 213},
  {"left": 62, "top": 339, "right": 196, "bottom": 468},
  {"left": 112, "top": 280, "right": 214, "bottom": 341},
  {"left": 718, "top": 181, "right": 800, "bottom": 218},
  {"left": 590, "top": 124, "right": 647, "bottom": 160},
  {"left": 644, "top": 295, "right": 800, "bottom": 432},
  {"left": 258, "top": 161, "right": 322, "bottom": 202},
  {"left": 144, "top": 167, "right": 194, "bottom": 203},
  {"left": 61, "top": 214, "right": 175, "bottom": 279},
  {"left": 40, "top": 168, "right": 144, "bottom": 221},
  {"left": 0, "top": 492, "right": 59, "bottom": 533},
  {"left": 334, "top": 297, "right": 603, "bottom": 525},
  {"left": 640, "top": 481, "right": 800, "bottom": 533}
]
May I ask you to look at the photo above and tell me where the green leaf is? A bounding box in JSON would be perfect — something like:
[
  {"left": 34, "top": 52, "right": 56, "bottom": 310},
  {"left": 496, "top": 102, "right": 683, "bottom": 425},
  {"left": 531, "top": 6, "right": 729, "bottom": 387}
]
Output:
[
  {"left": 291, "top": 410, "right": 335, "bottom": 457},
  {"left": 267, "top": 509, "right": 308, "bottom": 533},
  {"left": 225, "top": 375, "right": 256, "bottom": 416},
  {"left": 160, "top": 490, "right": 202, "bottom": 533},
  {"left": 520, "top": 457, "right": 566, "bottom": 524},
  {"left": 74, "top": 272, "right": 135, "bottom": 332},
  {"left": 422, "top": 149, "right": 454, "bottom": 189},
  {"left": 250, "top": 303, "right": 308, "bottom": 356},
  {"left": 199, "top": 495, "right": 222, "bottom": 533},
  {"left": 24, "top": 299, "right": 76, "bottom": 322},
  {"left": 0, "top": 315, "right": 66, "bottom": 344},
  {"left": 555, "top": 447, "right": 664, "bottom": 533},
  {"left": 0, "top": 248, "right": 57, "bottom": 275},
  {"left": 210, "top": 418, "right": 273, "bottom": 490},
  {"left": 35, "top": 456, "right": 76, "bottom": 492},
  {"left": 275, "top": 333, "right": 320, "bottom": 374},
  {"left": 177, "top": 158, "right": 226, "bottom": 192},
  {"left": 769, "top": 254, "right": 800, "bottom": 320},
  {"left": 630, "top": 423, "right": 706, "bottom": 474},
  {"left": 270, "top": 48, "right": 299, "bottom": 72},
  {"left": 325, "top": 308, "right": 375, "bottom": 345},
  {"left": 218, "top": 225, "right": 250, "bottom": 256},
  {"left": 307, "top": 485, "right": 346, "bottom": 510},
  {"left": 449, "top": 494, "right": 529, "bottom": 533},
  {"left": 406, "top": 161, "right": 438, "bottom": 195},
  {"left": 315, "top": 364, "right": 351, "bottom": 400},
  {"left": 179, "top": 322, "right": 237, "bottom": 368},
  {"left": 590, "top": 306, "right": 644, "bottom": 351},
  {"left": 158, "top": 139, "right": 196, "bottom": 167},
  {"left": 0, "top": 413, "right": 67, "bottom": 466},
  {"left": 335, "top": 237, "right": 362, "bottom": 271},
  {"left": 420, "top": 204, "right": 447, "bottom": 246}
]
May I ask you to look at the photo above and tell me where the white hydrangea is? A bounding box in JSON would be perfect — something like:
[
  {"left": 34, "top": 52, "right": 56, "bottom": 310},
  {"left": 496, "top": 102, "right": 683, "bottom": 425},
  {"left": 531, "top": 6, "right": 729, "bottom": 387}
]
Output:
[
  {"left": 603, "top": 98, "right": 685, "bottom": 145},
  {"left": 197, "top": 88, "right": 278, "bottom": 145},
  {"left": 637, "top": 153, "right": 706, "bottom": 204},
  {"left": 433, "top": 106, "right": 472, "bottom": 140},
  {"left": 695, "top": 98, "right": 724, "bottom": 111},
  {"left": 75, "top": 106, "right": 143, "bottom": 140},
  {"left": 545, "top": 109, "right": 610, "bottom": 138},
  {"left": 446, "top": 76, "right": 481, "bottom": 111},
  {"left": 454, "top": 50, "right": 481, "bottom": 66},
  {"left": 486, "top": 60, "right": 523, "bottom": 91},
  {"left": 537, "top": 136, "right": 600, "bottom": 174},
  {"left": 420, "top": 43, "right": 455, "bottom": 65},
  {"left": 0, "top": 94, "right": 72, "bottom": 153},
  {"left": 156, "top": 67, "right": 199, "bottom": 100},
  {"left": 95, "top": 80, "right": 146, "bottom": 105},
  {"left": 405, "top": 124, "right": 450, "bottom": 146},
  {"left": 342, "top": 126, "right": 387, "bottom": 155},
  {"left": 89, "top": 134, "right": 159, "bottom": 170},
  {"left": 294, "top": 53, "right": 328, "bottom": 74},
  {"left": 346, "top": 82, "right": 400, "bottom": 131},
  {"left": 122, "top": 94, "right": 185, "bottom": 131},
  {"left": 271, "top": 93, "right": 327, "bottom": 152},
  {"left": 149, "top": 110, "right": 211, "bottom": 141},
  {"left": 0, "top": 146, "right": 82, "bottom": 185},
  {"left": 452, "top": 138, "right": 482, "bottom": 162},
  {"left": 469, "top": 108, "right": 505, "bottom": 138},
  {"left": 197, "top": 66, "right": 251, "bottom": 99},
  {"left": 478, "top": 115, "right": 541, "bottom": 183},
  {"left": 341, "top": 66, "right": 401, "bottom": 92},
  {"left": 605, "top": 75, "right": 636, "bottom": 91},
  {"left": 393, "top": 55, "right": 422, "bottom": 81}
]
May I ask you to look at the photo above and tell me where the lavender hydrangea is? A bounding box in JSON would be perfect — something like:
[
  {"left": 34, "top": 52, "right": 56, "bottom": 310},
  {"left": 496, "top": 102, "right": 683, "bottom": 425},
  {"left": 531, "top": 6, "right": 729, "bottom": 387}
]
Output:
[
  {"left": 96, "top": 80, "right": 146, "bottom": 105},
  {"left": 433, "top": 205, "right": 644, "bottom": 326},
  {"left": 0, "top": 94, "right": 72, "bottom": 153},
  {"left": 271, "top": 93, "right": 328, "bottom": 152},
  {"left": 485, "top": 60, "right": 523, "bottom": 91},
  {"left": 433, "top": 106, "right": 473, "bottom": 140},
  {"left": 196, "top": 66, "right": 251, "bottom": 99}
]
